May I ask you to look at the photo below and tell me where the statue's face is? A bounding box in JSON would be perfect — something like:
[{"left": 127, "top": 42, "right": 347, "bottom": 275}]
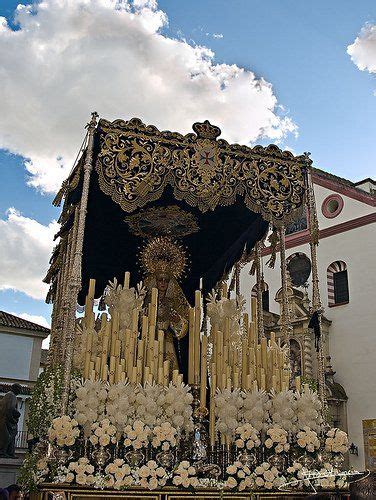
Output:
[{"left": 156, "top": 274, "right": 170, "bottom": 293}]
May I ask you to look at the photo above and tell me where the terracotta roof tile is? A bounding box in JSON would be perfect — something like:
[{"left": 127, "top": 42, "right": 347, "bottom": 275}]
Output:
[
  {"left": 0, "top": 383, "right": 32, "bottom": 395},
  {"left": 0, "top": 310, "right": 50, "bottom": 334}
]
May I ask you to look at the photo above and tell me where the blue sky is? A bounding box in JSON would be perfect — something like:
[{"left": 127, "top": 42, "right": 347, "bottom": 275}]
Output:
[
  {"left": 158, "top": 0, "right": 376, "bottom": 178},
  {"left": 0, "top": 0, "right": 375, "bottom": 329}
]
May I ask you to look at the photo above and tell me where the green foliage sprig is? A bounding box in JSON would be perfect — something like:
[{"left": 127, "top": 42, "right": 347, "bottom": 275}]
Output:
[
  {"left": 27, "top": 365, "right": 64, "bottom": 438},
  {"left": 301, "top": 376, "right": 318, "bottom": 392},
  {"left": 18, "top": 450, "right": 42, "bottom": 492}
]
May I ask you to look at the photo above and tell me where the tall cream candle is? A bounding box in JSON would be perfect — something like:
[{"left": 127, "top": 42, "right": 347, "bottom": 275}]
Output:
[
  {"left": 295, "top": 375, "right": 301, "bottom": 393},
  {"left": 188, "top": 308, "right": 195, "bottom": 385},
  {"left": 124, "top": 271, "right": 130, "bottom": 289},
  {"left": 163, "top": 360, "right": 170, "bottom": 386},
  {"left": 194, "top": 291, "right": 201, "bottom": 384},
  {"left": 209, "top": 373, "right": 217, "bottom": 447},
  {"left": 216, "top": 331, "right": 223, "bottom": 389},
  {"left": 200, "top": 335, "right": 208, "bottom": 407}
]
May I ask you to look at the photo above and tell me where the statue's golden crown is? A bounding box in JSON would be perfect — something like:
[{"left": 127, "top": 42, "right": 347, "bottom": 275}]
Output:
[{"left": 139, "top": 236, "right": 187, "bottom": 281}]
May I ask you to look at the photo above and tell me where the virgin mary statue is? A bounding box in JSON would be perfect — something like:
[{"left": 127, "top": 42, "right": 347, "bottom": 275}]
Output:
[{"left": 139, "top": 236, "right": 190, "bottom": 379}]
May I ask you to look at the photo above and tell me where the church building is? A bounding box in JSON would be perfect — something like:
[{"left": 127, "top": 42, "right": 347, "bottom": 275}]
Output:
[{"left": 242, "top": 169, "right": 376, "bottom": 470}]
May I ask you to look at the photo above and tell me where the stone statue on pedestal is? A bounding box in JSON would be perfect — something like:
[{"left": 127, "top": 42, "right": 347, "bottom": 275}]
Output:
[{"left": 0, "top": 383, "right": 22, "bottom": 458}]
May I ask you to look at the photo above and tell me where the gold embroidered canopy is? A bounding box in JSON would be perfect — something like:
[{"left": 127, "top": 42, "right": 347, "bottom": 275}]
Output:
[
  {"left": 48, "top": 114, "right": 312, "bottom": 308},
  {"left": 95, "top": 117, "right": 311, "bottom": 225}
]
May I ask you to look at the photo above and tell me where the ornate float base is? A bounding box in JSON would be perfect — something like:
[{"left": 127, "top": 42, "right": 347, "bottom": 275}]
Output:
[{"left": 33, "top": 484, "right": 349, "bottom": 499}]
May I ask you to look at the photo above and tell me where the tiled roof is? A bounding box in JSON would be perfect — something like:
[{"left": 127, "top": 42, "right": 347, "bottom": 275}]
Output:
[
  {"left": 0, "top": 310, "right": 50, "bottom": 334},
  {"left": 313, "top": 167, "right": 376, "bottom": 198}
]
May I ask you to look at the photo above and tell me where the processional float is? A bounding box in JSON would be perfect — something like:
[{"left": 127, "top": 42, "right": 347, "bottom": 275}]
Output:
[{"left": 22, "top": 113, "right": 353, "bottom": 498}]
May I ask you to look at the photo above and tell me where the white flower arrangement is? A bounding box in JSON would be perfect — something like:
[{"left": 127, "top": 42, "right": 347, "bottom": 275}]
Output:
[
  {"left": 225, "top": 461, "right": 254, "bottom": 491},
  {"left": 74, "top": 380, "right": 108, "bottom": 436},
  {"left": 136, "top": 460, "right": 169, "bottom": 490},
  {"left": 134, "top": 383, "right": 165, "bottom": 428},
  {"left": 241, "top": 389, "right": 269, "bottom": 431},
  {"left": 51, "top": 464, "right": 73, "bottom": 485},
  {"left": 152, "top": 422, "right": 178, "bottom": 451},
  {"left": 296, "top": 427, "right": 320, "bottom": 453},
  {"left": 206, "top": 292, "right": 243, "bottom": 331},
  {"left": 264, "top": 425, "right": 290, "bottom": 454},
  {"left": 172, "top": 461, "right": 199, "bottom": 488},
  {"left": 269, "top": 390, "right": 296, "bottom": 432},
  {"left": 105, "top": 279, "right": 146, "bottom": 332},
  {"left": 234, "top": 423, "right": 261, "bottom": 450},
  {"left": 294, "top": 387, "right": 323, "bottom": 432},
  {"left": 35, "top": 457, "right": 50, "bottom": 484},
  {"left": 48, "top": 415, "right": 80, "bottom": 447},
  {"left": 206, "top": 292, "right": 245, "bottom": 352},
  {"left": 124, "top": 420, "right": 151, "bottom": 449},
  {"left": 106, "top": 382, "right": 137, "bottom": 434},
  {"left": 36, "top": 457, "right": 49, "bottom": 474},
  {"left": 162, "top": 383, "right": 194, "bottom": 432},
  {"left": 314, "top": 463, "right": 347, "bottom": 490},
  {"left": 104, "top": 459, "right": 134, "bottom": 489},
  {"left": 286, "top": 462, "right": 310, "bottom": 489},
  {"left": 325, "top": 428, "right": 349, "bottom": 454},
  {"left": 254, "top": 462, "right": 285, "bottom": 490},
  {"left": 90, "top": 418, "right": 117, "bottom": 447},
  {"left": 215, "top": 388, "right": 243, "bottom": 438},
  {"left": 67, "top": 458, "right": 95, "bottom": 486}
]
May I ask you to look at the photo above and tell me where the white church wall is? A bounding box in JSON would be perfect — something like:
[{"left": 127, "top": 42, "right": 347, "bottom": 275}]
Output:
[{"left": 315, "top": 185, "right": 375, "bottom": 230}]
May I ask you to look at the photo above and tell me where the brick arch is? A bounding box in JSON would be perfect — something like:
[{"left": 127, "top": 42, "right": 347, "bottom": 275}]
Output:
[
  {"left": 327, "top": 260, "right": 348, "bottom": 306},
  {"left": 286, "top": 251, "right": 308, "bottom": 263}
]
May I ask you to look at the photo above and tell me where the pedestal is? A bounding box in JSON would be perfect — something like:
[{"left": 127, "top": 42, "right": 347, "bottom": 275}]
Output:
[{"left": 0, "top": 457, "right": 24, "bottom": 488}]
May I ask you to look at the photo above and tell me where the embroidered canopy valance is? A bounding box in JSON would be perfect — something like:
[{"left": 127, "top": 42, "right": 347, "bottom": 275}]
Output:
[{"left": 94, "top": 117, "right": 310, "bottom": 224}]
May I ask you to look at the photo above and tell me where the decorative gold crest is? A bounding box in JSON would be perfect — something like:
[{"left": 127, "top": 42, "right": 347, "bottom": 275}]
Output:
[{"left": 125, "top": 205, "right": 199, "bottom": 239}]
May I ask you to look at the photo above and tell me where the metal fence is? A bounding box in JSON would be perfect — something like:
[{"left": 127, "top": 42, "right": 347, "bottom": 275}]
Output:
[{"left": 15, "top": 430, "right": 29, "bottom": 449}]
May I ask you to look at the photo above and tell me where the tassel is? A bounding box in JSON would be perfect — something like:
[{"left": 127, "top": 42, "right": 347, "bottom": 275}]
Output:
[
  {"left": 250, "top": 259, "right": 256, "bottom": 276},
  {"left": 266, "top": 227, "right": 279, "bottom": 269},
  {"left": 308, "top": 311, "right": 321, "bottom": 352},
  {"left": 53, "top": 180, "right": 67, "bottom": 207}
]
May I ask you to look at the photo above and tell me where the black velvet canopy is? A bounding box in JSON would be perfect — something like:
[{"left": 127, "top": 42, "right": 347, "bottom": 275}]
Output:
[
  {"left": 47, "top": 116, "right": 310, "bottom": 307},
  {"left": 79, "top": 170, "right": 268, "bottom": 305}
]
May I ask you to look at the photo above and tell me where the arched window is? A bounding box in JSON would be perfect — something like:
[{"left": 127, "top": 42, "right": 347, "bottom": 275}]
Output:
[
  {"left": 327, "top": 261, "right": 349, "bottom": 306},
  {"left": 251, "top": 282, "right": 269, "bottom": 312}
]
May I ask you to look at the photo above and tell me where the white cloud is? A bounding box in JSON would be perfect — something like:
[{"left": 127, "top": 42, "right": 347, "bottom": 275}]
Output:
[
  {"left": 212, "top": 33, "right": 224, "bottom": 39},
  {"left": 10, "top": 312, "right": 50, "bottom": 329},
  {"left": 348, "top": 23, "right": 376, "bottom": 73},
  {"left": 0, "top": 0, "right": 297, "bottom": 193},
  {"left": 0, "top": 208, "right": 58, "bottom": 299},
  {"left": 42, "top": 335, "right": 51, "bottom": 349}
]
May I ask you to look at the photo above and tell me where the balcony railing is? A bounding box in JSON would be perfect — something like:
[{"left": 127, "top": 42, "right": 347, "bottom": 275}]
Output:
[{"left": 15, "top": 430, "right": 29, "bottom": 449}]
